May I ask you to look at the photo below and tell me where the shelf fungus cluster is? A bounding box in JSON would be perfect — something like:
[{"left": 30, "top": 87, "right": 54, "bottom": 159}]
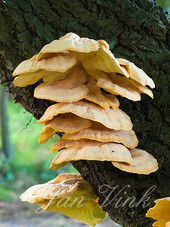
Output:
[
  {"left": 146, "top": 197, "right": 170, "bottom": 227},
  {"left": 20, "top": 173, "right": 106, "bottom": 226},
  {"left": 13, "top": 33, "right": 159, "bottom": 225}
]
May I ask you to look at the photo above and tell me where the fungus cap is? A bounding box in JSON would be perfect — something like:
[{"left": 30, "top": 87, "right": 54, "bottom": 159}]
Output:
[
  {"left": 104, "top": 93, "right": 120, "bottom": 109},
  {"left": 36, "top": 33, "right": 99, "bottom": 60},
  {"left": 39, "top": 113, "right": 91, "bottom": 144},
  {"left": 97, "top": 40, "right": 110, "bottom": 49},
  {"left": 84, "top": 77, "right": 119, "bottom": 109},
  {"left": 112, "top": 148, "right": 158, "bottom": 174},
  {"left": 37, "top": 100, "right": 133, "bottom": 131},
  {"left": 126, "top": 78, "right": 153, "bottom": 98},
  {"left": 85, "top": 78, "right": 111, "bottom": 109},
  {"left": 51, "top": 138, "right": 76, "bottom": 153},
  {"left": 117, "top": 58, "right": 155, "bottom": 88},
  {"left": 63, "top": 122, "right": 138, "bottom": 148},
  {"left": 130, "top": 63, "right": 155, "bottom": 88},
  {"left": 13, "top": 69, "right": 71, "bottom": 87},
  {"left": 153, "top": 220, "right": 170, "bottom": 227},
  {"left": 34, "top": 66, "right": 89, "bottom": 103},
  {"left": 13, "top": 72, "right": 42, "bottom": 87},
  {"left": 97, "top": 74, "right": 141, "bottom": 101},
  {"left": 146, "top": 197, "right": 170, "bottom": 221},
  {"left": 20, "top": 173, "right": 82, "bottom": 203},
  {"left": 38, "top": 127, "right": 58, "bottom": 145},
  {"left": 50, "top": 140, "right": 134, "bottom": 170},
  {"left": 82, "top": 44, "right": 129, "bottom": 78},
  {"left": 20, "top": 173, "right": 106, "bottom": 226},
  {"left": 13, "top": 53, "right": 76, "bottom": 76}
]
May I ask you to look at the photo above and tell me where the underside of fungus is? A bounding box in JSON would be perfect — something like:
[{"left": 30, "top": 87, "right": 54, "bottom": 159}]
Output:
[{"left": 13, "top": 32, "right": 158, "bottom": 225}]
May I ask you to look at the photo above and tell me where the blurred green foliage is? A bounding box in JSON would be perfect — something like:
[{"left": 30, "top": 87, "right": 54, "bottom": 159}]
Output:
[
  {"left": 156, "top": 0, "right": 170, "bottom": 10},
  {"left": 0, "top": 98, "right": 78, "bottom": 202}
]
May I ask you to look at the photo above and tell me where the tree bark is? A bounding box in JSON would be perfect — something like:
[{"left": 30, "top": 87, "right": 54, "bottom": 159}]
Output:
[{"left": 0, "top": 0, "right": 169, "bottom": 226}]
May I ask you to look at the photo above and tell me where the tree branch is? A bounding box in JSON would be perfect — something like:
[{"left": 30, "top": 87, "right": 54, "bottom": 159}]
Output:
[{"left": 0, "top": 0, "right": 169, "bottom": 226}]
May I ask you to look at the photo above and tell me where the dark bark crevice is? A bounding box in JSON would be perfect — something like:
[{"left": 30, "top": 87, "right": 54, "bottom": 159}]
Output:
[{"left": 0, "top": 0, "right": 169, "bottom": 226}]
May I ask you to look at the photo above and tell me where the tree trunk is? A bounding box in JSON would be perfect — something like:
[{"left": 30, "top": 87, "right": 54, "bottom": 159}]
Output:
[
  {"left": 0, "top": 0, "right": 169, "bottom": 226},
  {"left": 0, "top": 86, "right": 13, "bottom": 159}
]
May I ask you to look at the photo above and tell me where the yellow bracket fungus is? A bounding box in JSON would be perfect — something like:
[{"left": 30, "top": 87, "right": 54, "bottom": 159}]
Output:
[
  {"left": 13, "top": 32, "right": 158, "bottom": 225},
  {"left": 20, "top": 173, "right": 106, "bottom": 226},
  {"left": 146, "top": 197, "right": 170, "bottom": 226}
]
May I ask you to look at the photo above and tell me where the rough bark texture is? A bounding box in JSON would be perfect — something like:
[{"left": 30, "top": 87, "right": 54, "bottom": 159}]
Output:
[{"left": 0, "top": 0, "right": 169, "bottom": 226}]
